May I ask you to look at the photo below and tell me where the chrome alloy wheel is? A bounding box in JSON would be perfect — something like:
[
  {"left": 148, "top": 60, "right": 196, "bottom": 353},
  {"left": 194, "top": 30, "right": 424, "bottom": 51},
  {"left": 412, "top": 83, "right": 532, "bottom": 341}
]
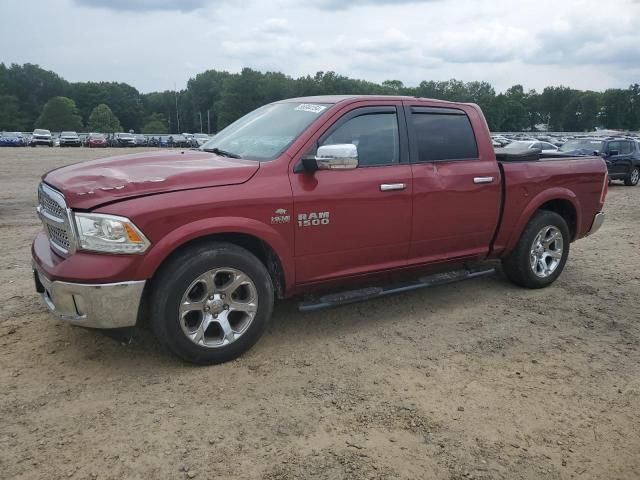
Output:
[
  {"left": 530, "top": 226, "right": 563, "bottom": 278},
  {"left": 179, "top": 268, "right": 258, "bottom": 348},
  {"left": 631, "top": 168, "right": 640, "bottom": 185}
]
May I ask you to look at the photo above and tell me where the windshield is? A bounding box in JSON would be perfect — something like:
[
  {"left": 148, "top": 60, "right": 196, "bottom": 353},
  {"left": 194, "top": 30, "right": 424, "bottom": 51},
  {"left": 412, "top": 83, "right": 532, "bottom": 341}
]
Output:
[
  {"left": 201, "top": 102, "right": 331, "bottom": 161},
  {"left": 34, "top": 129, "right": 50, "bottom": 135},
  {"left": 61, "top": 131, "right": 77, "bottom": 136},
  {"left": 90, "top": 133, "right": 105, "bottom": 139},
  {"left": 559, "top": 139, "right": 603, "bottom": 152}
]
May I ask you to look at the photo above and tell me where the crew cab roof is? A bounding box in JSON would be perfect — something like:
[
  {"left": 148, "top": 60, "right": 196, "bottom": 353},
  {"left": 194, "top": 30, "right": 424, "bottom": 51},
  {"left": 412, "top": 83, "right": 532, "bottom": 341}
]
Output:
[{"left": 276, "top": 95, "right": 469, "bottom": 105}]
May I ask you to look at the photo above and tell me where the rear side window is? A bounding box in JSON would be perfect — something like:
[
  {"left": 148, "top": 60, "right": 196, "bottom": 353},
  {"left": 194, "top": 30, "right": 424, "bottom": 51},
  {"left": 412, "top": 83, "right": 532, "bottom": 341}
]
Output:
[{"left": 410, "top": 111, "right": 478, "bottom": 162}]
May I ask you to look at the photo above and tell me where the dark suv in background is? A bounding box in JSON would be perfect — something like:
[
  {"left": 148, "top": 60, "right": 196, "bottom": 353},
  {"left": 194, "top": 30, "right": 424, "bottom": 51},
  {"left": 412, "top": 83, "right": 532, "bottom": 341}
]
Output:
[{"left": 560, "top": 137, "right": 640, "bottom": 186}]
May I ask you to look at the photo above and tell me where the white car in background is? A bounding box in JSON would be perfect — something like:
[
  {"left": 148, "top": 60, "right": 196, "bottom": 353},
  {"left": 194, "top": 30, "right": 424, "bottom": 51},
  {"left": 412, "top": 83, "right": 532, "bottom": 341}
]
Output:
[
  {"left": 192, "top": 133, "right": 211, "bottom": 147},
  {"left": 504, "top": 140, "right": 559, "bottom": 154},
  {"left": 30, "top": 129, "right": 53, "bottom": 147}
]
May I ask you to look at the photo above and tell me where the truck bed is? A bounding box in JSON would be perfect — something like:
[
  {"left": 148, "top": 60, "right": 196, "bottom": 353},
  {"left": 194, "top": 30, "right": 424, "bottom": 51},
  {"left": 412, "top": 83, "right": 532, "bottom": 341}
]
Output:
[{"left": 491, "top": 149, "right": 607, "bottom": 257}]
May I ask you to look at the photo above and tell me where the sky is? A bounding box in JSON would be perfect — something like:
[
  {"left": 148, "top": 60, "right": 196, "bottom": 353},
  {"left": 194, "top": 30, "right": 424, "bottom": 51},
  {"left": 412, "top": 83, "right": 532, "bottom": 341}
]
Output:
[{"left": 1, "top": 0, "right": 639, "bottom": 93}]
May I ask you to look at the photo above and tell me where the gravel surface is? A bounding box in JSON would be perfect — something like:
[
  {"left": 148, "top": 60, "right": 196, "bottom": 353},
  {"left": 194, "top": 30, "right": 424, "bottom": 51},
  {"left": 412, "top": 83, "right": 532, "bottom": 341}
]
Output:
[{"left": 1, "top": 147, "right": 639, "bottom": 480}]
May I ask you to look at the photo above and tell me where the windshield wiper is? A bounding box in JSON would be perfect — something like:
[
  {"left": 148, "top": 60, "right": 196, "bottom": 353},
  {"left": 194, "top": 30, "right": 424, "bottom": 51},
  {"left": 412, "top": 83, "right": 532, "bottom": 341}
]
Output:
[{"left": 202, "top": 147, "right": 241, "bottom": 159}]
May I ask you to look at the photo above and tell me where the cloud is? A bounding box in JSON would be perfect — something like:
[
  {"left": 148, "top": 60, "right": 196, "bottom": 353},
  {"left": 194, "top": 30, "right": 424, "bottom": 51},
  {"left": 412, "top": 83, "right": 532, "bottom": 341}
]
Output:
[
  {"left": 263, "top": 18, "right": 290, "bottom": 34},
  {"left": 425, "top": 23, "right": 532, "bottom": 64},
  {"left": 4, "top": 0, "right": 640, "bottom": 93},
  {"left": 74, "top": 0, "right": 217, "bottom": 12},
  {"left": 303, "top": 0, "right": 440, "bottom": 9},
  {"left": 524, "top": 10, "right": 640, "bottom": 67}
]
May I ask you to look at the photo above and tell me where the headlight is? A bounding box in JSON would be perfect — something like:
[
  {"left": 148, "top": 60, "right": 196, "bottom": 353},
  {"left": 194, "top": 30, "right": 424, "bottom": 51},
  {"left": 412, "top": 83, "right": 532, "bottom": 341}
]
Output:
[{"left": 74, "top": 213, "right": 150, "bottom": 254}]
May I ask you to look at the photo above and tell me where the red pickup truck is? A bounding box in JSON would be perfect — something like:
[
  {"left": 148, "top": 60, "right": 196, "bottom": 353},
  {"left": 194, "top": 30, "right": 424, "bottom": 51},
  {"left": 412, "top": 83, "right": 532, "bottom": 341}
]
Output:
[{"left": 32, "top": 95, "right": 608, "bottom": 364}]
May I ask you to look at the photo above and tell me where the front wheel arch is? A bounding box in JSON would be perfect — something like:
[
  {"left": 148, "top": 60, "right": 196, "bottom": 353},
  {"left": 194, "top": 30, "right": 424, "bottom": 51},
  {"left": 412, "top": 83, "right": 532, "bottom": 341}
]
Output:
[{"left": 151, "top": 232, "right": 286, "bottom": 299}]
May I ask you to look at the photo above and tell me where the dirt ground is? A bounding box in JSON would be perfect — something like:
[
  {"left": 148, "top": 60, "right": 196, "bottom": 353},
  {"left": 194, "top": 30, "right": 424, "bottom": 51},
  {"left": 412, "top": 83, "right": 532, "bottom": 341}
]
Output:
[{"left": 0, "top": 147, "right": 638, "bottom": 480}]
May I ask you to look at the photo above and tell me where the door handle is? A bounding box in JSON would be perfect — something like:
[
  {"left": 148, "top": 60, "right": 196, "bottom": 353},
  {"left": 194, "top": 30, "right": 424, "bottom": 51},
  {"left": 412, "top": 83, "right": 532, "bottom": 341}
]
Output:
[
  {"left": 473, "top": 176, "right": 494, "bottom": 184},
  {"left": 380, "top": 183, "right": 406, "bottom": 191}
]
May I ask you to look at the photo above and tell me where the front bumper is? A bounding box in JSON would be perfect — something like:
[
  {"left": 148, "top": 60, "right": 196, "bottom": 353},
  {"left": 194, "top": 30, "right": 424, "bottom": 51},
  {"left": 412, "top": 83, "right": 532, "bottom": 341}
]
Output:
[
  {"left": 33, "top": 263, "right": 145, "bottom": 329},
  {"left": 587, "top": 212, "right": 605, "bottom": 236}
]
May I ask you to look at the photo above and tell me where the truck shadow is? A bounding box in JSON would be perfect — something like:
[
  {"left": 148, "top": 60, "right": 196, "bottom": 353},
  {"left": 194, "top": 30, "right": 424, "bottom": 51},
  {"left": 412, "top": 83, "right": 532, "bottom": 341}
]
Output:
[{"left": 62, "top": 271, "right": 515, "bottom": 369}]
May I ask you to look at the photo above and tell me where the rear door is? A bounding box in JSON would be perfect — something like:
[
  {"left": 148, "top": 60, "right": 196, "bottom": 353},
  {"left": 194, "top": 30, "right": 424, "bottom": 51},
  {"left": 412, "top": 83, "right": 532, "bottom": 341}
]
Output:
[
  {"left": 404, "top": 103, "right": 501, "bottom": 264},
  {"left": 289, "top": 103, "right": 412, "bottom": 284}
]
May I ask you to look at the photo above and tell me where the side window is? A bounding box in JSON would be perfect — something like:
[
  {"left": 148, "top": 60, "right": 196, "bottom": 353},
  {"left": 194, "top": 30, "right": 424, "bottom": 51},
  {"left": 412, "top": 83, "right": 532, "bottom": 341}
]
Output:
[
  {"left": 410, "top": 112, "right": 478, "bottom": 162},
  {"left": 320, "top": 113, "right": 399, "bottom": 167},
  {"left": 607, "top": 141, "right": 622, "bottom": 154},
  {"left": 621, "top": 141, "right": 633, "bottom": 154},
  {"left": 532, "top": 143, "right": 543, "bottom": 150}
]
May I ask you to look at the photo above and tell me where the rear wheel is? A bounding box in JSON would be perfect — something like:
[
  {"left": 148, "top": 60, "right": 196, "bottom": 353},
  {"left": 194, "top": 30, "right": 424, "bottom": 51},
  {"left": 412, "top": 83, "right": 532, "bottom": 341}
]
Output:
[
  {"left": 150, "top": 242, "right": 274, "bottom": 364},
  {"left": 502, "top": 210, "right": 570, "bottom": 289},
  {"left": 624, "top": 167, "right": 639, "bottom": 186}
]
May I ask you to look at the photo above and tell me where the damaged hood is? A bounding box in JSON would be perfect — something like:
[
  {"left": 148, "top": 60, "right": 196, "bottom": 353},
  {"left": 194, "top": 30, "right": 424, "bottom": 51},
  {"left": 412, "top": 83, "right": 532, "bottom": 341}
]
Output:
[{"left": 43, "top": 150, "right": 260, "bottom": 209}]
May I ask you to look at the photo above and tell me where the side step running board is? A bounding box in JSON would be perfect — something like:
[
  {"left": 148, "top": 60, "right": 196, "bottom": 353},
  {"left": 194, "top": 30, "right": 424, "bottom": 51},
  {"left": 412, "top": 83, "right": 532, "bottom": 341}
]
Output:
[{"left": 298, "top": 268, "right": 495, "bottom": 312}]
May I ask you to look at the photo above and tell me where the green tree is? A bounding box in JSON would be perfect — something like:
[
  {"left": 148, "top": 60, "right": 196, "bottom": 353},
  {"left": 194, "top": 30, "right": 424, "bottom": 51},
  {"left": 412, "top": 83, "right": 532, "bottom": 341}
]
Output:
[
  {"left": 0, "top": 94, "right": 28, "bottom": 130},
  {"left": 142, "top": 113, "right": 168, "bottom": 134},
  {"left": 35, "top": 96, "right": 83, "bottom": 131},
  {"left": 87, "top": 103, "right": 122, "bottom": 133}
]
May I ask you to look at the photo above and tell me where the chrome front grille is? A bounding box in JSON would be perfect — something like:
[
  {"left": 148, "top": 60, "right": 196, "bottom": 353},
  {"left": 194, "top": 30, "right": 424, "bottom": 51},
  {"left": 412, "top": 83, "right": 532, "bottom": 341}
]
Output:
[
  {"left": 37, "top": 183, "right": 75, "bottom": 256},
  {"left": 38, "top": 189, "right": 66, "bottom": 218},
  {"left": 46, "top": 224, "right": 71, "bottom": 250}
]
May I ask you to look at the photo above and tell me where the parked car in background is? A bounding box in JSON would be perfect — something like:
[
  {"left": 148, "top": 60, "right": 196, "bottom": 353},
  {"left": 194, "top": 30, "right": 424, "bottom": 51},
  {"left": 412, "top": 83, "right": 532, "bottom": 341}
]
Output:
[
  {"left": 0, "top": 132, "right": 27, "bottom": 147},
  {"left": 558, "top": 139, "right": 604, "bottom": 156},
  {"left": 134, "top": 134, "right": 148, "bottom": 147},
  {"left": 193, "top": 133, "right": 211, "bottom": 147},
  {"left": 30, "top": 129, "right": 53, "bottom": 147},
  {"left": 87, "top": 133, "right": 108, "bottom": 148},
  {"left": 182, "top": 133, "right": 195, "bottom": 147},
  {"left": 172, "top": 134, "right": 191, "bottom": 148},
  {"left": 491, "top": 136, "right": 511, "bottom": 147},
  {"left": 559, "top": 138, "right": 640, "bottom": 186},
  {"left": 601, "top": 139, "right": 640, "bottom": 186},
  {"left": 59, "top": 131, "right": 82, "bottom": 147},
  {"left": 115, "top": 132, "right": 136, "bottom": 147},
  {"left": 504, "top": 140, "right": 559, "bottom": 154}
]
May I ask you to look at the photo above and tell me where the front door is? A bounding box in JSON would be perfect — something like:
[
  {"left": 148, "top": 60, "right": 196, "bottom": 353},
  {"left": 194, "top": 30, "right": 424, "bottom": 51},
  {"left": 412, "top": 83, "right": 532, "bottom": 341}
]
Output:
[
  {"left": 606, "top": 140, "right": 633, "bottom": 177},
  {"left": 289, "top": 104, "right": 412, "bottom": 284}
]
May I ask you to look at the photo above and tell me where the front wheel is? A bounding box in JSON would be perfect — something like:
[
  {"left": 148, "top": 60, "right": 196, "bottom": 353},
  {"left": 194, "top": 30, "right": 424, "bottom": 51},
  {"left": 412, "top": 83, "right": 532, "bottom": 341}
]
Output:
[
  {"left": 150, "top": 242, "right": 274, "bottom": 364},
  {"left": 502, "top": 210, "right": 570, "bottom": 289},
  {"left": 624, "top": 167, "right": 639, "bottom": 186}
]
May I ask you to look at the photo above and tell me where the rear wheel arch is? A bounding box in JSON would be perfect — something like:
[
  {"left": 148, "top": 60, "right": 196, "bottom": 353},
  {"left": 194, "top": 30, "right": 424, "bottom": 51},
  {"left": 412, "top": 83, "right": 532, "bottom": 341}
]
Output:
[
  {"left": 506, "top": 191, "right": 581, "bottom": 255},
  {"left": 537, "top": 199, "right": 578, "bottom": 240}
]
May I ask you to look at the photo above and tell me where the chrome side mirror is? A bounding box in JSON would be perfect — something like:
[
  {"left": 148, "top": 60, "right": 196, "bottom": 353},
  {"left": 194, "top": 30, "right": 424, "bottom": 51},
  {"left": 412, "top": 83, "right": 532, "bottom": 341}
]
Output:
[{"left": 315, "top": 144, "right": 358, "bottom": 170}]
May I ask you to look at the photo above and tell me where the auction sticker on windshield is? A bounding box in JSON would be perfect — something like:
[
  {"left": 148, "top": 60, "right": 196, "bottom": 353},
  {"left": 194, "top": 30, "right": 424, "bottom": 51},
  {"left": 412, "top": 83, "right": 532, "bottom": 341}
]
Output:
[{"left": 295, "top": 104, "right": 327, "bottom": 114}]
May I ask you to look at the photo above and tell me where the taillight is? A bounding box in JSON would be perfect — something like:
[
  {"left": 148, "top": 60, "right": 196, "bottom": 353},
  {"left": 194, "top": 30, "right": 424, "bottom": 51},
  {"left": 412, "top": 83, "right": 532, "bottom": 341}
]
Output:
[{"left": 600, "top": 172, "right": 608, "bottom": 204}]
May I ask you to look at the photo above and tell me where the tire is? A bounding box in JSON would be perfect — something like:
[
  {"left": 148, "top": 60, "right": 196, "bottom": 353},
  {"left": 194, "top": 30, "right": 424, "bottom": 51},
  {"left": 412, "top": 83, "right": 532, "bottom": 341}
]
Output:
[
  {"left": 502, "top": 210, "right": 570, "bottom": 289},
  {"left": 150, "top": 242, "right": 274, "bottom": 364},
  {"left": 624, "top": 167, "right": 639, "bottom": 186}
]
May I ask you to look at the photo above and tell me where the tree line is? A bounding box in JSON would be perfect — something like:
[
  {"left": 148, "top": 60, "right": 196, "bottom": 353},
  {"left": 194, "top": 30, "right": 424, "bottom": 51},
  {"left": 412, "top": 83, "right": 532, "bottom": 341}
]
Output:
[{"left": 1, "top": 63, "right": 639, "bottom": 134}]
